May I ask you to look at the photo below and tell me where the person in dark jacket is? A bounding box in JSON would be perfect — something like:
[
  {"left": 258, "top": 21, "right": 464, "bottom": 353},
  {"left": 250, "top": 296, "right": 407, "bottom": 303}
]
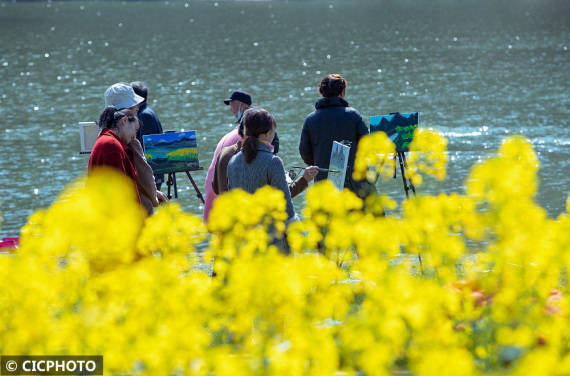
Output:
[
  {"left": 131, "top": 81, "right": 164, "bottom": 191},
  {"left": 299, "top": 73, "right": 372, "bottom": 198}
]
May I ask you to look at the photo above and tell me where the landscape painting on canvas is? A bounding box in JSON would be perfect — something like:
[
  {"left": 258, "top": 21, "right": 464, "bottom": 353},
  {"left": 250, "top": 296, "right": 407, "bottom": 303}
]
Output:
[
  {"left": 369, "top": 112, "right": 418, "bottom": 152},
  {"left": 143, "top": 131, "right": 199, "bottom": 174}
]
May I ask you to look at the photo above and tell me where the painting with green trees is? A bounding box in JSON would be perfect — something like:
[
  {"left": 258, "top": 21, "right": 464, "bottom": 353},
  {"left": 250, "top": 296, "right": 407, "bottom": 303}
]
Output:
[
  {"left": 370, "top": 112, "right": 418, "bottom": 152},
  {"left": 143, "top": 131, "right": 199, "bottom": 174}
]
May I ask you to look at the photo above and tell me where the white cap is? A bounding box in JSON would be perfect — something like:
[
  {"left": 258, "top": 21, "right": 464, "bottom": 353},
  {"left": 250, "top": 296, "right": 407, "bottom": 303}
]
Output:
[{"left": 104, "top": 83, "right": 144, "bottom": 110}]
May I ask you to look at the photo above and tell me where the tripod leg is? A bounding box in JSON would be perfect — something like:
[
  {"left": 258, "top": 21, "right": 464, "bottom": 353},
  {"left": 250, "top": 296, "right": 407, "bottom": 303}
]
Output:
[
  {"left": 397, "top": 152, "right": 410, "bottom": 198},
  {"left": 401, "top": 152, "right": 416, "bottom": 196},
  {"left": 185, "top": 171, "right": 205, "bottom": 204},
  {"left": 166, "top": 173, "right": 173, "bottom": 200},
  {"left": 173, "top": 173, "right": 178, "bottom": 199}
]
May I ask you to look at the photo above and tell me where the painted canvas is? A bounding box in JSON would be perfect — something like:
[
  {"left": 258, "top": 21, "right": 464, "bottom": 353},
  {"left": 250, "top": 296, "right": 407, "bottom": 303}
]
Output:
[
  {"left": 143, "top": 131, "right": 199, "bottom": 174},
  {"left": 79, "top": 121, "right": 99, "bottom": 154},
  {"left": 370, "top": 112, "right": 418, "bottom": 152},
  {"left": 328, "top": 141, "right": 350, "bottom": 191}
]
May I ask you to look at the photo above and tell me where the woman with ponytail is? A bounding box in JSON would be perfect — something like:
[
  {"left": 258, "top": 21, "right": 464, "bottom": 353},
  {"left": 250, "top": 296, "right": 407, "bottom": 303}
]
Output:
[
  {"left": 88, "top": 106, "right": 141, "bottom": 203},
  {"left": 227, "top": 108, "right": 296, "bottom": 220},
  {"left": 212, "top": 120, "right": 318, "bottom": 197}
]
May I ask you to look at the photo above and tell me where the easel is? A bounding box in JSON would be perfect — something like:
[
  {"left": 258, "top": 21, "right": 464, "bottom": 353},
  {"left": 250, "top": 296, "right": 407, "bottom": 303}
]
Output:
[
  {"left": 165, "top": 167, "right": 205, "bottom": 204},
  {"left": 370, "top": 112, "right": 418, "bottom": 199},
  {"left": 80, "top": 123, "right": 206, "bottom": 205},
  {"left": 393, "top": 151, "right": 422, "bottom": 273},
  {"left": 394, "top": 151, "right": 416, "bottom": 198}
]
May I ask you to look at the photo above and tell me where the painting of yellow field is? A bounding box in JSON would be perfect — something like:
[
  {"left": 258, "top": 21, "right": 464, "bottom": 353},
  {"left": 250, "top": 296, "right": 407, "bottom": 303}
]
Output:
[{"left": 143, "top": 131, "right": 199, "bottom": 174}]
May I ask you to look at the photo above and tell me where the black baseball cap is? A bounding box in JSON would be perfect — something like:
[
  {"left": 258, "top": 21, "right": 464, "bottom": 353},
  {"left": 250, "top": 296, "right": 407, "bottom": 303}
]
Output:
[{"left": 224, "top": 90, "right": 252, "bottom": 106}]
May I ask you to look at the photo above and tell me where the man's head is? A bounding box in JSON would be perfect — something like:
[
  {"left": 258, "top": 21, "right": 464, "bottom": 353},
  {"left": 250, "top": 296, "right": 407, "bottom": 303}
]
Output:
[
  {"left": 319, "top": 74, "right": 347, "bottom": 98},
  {"left": 104, "top": 82, "right": 145, "bottom": 112},
  {"left": 130, "top": 81, "right": 148, "bottom": 103},
  {"left": 224, "top": 90, "right": 252, "bottom": 117}
]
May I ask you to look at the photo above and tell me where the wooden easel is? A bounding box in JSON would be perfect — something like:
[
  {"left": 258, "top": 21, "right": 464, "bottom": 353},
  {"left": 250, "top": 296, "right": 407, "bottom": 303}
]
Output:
[{"left": 165, "top": 168, "right": 205, "bottom": 204}]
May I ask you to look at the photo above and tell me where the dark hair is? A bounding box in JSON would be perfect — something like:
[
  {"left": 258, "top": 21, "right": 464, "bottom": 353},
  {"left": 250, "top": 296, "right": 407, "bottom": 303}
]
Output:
[
  {"left": 131, "top": 81, "right": 148, "bottom": 101},
  {"left": 98, "top": 106, "right": 136, "bottom": 130},
  {"left": 242, "top": 108, "right": 276, "bottom": 164},
  {"left": 319, "top": 73, "right": 347, "bottom": 98}
]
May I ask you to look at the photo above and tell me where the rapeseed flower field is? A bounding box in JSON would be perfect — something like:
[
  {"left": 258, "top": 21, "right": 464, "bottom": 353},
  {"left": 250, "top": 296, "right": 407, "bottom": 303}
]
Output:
[{"left": 1, "top": 131, "right": 568, "bottom": 375}]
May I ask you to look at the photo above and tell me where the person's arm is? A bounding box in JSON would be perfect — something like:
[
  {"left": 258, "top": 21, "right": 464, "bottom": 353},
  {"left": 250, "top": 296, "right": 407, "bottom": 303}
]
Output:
[
  {"left": 130, "top": 139, "right": 159, "bottom": 207},
  {"left": 269, "top": 157, "right": 295, "bottom": 219},
  {"left": 289, "top": 165, "right": 318, "bottom": 198},
  {"left": 205, "top": 138, "right": 226, "bottom": 193},
  {"left": 136, "top": 124, "right": 144, "bottom": 149},
  {"left": 157, "top": 190, "right": 169, "bottom": 204},
  {"left": 289, "top": 177, "right": 308, "bottom": 198},
  {"left": 226, "top": 154, "right": 240, "bottom": 191},
  {"left": 299, "top": 120, "right": 314, "bottom": 165},
  {"left": 207, "top": 130, "right": 241, "bottom": 194},
  {"left": 212, "top": 151, "right": 224, "bottom": 195},
  {"left": 204, "top": 134, "right": 236, "bottom": 221}
]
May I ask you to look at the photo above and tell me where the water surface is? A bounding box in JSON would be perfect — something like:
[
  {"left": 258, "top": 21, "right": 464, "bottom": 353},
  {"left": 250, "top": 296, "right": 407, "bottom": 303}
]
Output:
[{"left": 0, "top": 0, "right": 568, "bottom": 235}]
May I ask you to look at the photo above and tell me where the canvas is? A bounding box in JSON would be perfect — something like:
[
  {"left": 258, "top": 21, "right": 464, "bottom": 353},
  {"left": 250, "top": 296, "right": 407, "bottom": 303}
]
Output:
[
  {"left": 370, "top": 112, "right": 419, "bottom": 152},
  {"left": 79, "top": 121, "right": 99, "bottom": 154},
  {"left": 143, "top": 131, "right": 199, "bottom": 174},
  {"left": 328, "top": 141, "right": 350, "bottom": 191}
]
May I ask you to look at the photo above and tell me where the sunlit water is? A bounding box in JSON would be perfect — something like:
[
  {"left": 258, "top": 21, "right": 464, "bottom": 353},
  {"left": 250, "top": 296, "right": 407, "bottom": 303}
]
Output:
[{"left": 0, "top": 0, "right": 568, "bottom": 238}]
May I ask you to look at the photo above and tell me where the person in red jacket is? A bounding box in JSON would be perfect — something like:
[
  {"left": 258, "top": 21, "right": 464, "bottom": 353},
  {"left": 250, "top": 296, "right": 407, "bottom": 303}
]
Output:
[{"left": 88, "top": 106, "right": 141, "bottom": 203}]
